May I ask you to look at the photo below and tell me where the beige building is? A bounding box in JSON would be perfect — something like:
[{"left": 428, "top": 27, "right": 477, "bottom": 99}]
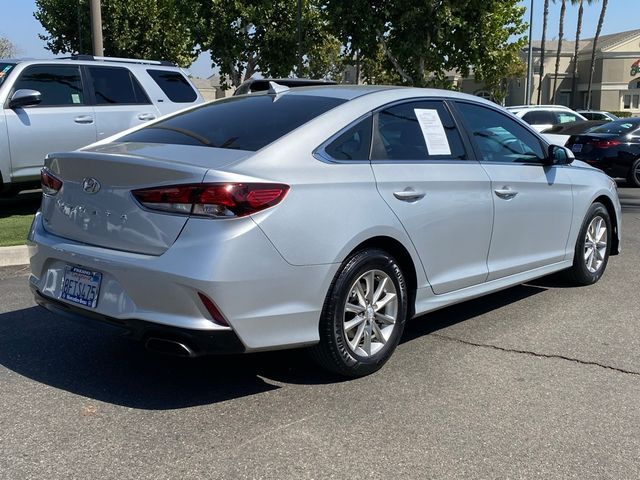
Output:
[
  {"left": 508, "top": 28, "right": 640, "bottom": 112},
  {"left": 190, "top": 75, "right": 235, "bottom": 101}
]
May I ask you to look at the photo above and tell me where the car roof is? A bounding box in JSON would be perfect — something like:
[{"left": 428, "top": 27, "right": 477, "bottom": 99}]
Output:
[{"left": 1, "top": 56, "right": 183, "bottom": 70}]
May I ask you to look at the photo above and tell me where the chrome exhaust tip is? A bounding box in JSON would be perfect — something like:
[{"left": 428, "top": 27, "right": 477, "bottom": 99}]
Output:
[{"left": 145, "top": 337, "right": 196, "bottom": 358}]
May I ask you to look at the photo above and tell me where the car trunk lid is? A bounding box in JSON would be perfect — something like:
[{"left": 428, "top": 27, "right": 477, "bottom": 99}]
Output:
[{"left": 41, "top": 143, "right": 251, "bottom": 255}]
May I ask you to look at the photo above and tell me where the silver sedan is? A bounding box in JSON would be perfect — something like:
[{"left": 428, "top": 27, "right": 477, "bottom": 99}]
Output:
[{"left": 29, "top": 85, "right": 622, "bottom": 377}]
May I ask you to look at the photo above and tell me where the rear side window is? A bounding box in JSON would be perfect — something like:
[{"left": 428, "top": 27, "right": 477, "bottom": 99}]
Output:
[
  {"left": 119, "top": 93, "right": 346, "bottom": 151},
  {"left": 12, "top": 65, "right": 85, "bottom": 106},
  {"left": 556, "top": 111, "right": 582, "bottom": 124},
  {"left": 372, "top": 100, "right": 467, "bottom": 161},
  {"left": 324, "top": 116, "right": 373, "bottom": 161},
  {"left": 89, "top": 66, "right": 150, "bottom": 105},
  {"left": 521, "top": 110, "right": 555, "bottom": 125},
  {"left": 147, "top": 69, "right": 197, "bottom": 102}
]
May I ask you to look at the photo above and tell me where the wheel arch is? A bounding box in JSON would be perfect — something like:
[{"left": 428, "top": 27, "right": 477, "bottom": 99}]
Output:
[
  {"left": 344, "top": 236, "right": 420, "bottom": 319},
  {"left": 593, "top": 194, "right": 620, "bottom": 256}
]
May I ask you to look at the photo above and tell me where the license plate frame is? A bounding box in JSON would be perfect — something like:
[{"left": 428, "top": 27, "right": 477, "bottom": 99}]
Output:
[{"left": 60, "top": 265, "right": 102, "bottom": 309}]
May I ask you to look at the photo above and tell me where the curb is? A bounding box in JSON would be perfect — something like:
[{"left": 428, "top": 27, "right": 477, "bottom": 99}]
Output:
[{"left": 0, "top": 245, "right": 30, "bottom": 267}]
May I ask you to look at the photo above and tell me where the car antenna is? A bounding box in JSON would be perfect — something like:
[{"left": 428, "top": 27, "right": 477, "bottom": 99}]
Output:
[{"left": 268, "top": 81, "right": 290, "bottom": 101}]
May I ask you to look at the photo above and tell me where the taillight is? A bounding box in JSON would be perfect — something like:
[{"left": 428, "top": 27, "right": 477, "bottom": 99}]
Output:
[
  {"left": 41, "top": 168, "right": 63, "bottom": 195},
  {"left": 132, "top": 183, "right": 289, "bottom": 218},
  {"left": 588, "top": 139, "right": 621, "bottom": 149}
]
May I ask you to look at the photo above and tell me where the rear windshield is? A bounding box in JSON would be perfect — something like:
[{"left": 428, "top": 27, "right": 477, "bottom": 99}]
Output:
[
  {"left": 588, "top": 120, "right": 640, "bottom": 135},
  {"left": 0, "top": 62, "right": 16, "bottom": 87},
  {"left": 119, "top": 93, "right": 347, "bottom": 151}
]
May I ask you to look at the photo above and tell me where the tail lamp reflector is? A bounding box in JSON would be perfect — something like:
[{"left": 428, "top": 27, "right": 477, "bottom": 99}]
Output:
[{"left": 41, "top": 169, "right": 63, "bottom": 195}]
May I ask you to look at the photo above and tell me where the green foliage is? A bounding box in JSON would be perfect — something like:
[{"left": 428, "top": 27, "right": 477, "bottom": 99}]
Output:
[
  {"left": 324, "top": 0, "right": 527, "bottom": 98},
  {"left": 609, "top": 111, "right": 633, "bottom": 118},
  {"left": 34, "top": 0, "right": 199, "bottom": 66}
]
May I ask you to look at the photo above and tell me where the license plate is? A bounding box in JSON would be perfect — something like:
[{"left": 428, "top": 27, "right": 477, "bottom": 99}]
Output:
[
  {"left": 571, "top": 144, "right": 583, "bottom": 153},
  {"left": 60, "top": 265, "right": 102, "bottom": 309}
]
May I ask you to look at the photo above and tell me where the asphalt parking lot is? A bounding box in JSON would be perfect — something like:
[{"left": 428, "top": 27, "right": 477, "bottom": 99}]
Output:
[{"left": 0, "top": 185, "right": 639, "bottom": 479}]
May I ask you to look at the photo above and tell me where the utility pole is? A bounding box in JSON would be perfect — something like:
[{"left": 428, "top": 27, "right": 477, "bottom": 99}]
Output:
[
  {"left": 89, "top": 0, "right": 104, "bottom": 56},
  {"left": 524, "top": 0, "right": 535, "bottom": 105},
  {"left": 297, "top": 0, "right": 303, "bottom": 76}
]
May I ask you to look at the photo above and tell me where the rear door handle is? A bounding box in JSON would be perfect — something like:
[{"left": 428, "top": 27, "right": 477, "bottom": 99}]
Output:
[
  {"left": 137, "top": 113, "right": 156, "bottom": 121},
  {"left": 74, "top": 115, "right": 94, "bottom": 124},
  {"left": 494, "top": 188, "right": 518, "bottom": 200},
  {"left": 393, "top": 189, "right": 426, "bottom": 202}
]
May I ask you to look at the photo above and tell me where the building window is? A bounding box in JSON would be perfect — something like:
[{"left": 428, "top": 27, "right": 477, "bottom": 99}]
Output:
[
  {"left": 624, "top": 95, "right": 632, "bottom": 109},
  {"left": 634, "top": 94, "right": 640, "bottom": 109}
]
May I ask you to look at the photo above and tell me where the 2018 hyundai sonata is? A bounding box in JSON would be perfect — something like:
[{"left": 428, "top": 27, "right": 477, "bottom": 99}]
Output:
[{"left": 28, "top": 85, "right": 622, "bottom": 377}]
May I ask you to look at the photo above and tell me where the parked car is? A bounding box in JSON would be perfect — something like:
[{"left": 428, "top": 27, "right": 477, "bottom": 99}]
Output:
[
  {"left": 29, "top": 86, "right": 621, "bottom": 377},
  {"left": 577, "top": 110, "right": 619, "bottom": 122},
  {"left": 506, "top": 105, "right": 587, "bottom": 132},
  {"left": 234, "top": 77, "right": 337, "bottom": 95},
  {"left": 541, "top": 120, "right": 607, "bottom": 146},
  {"left": 566, "top": 117, "right": 640, "bottom": 187},
  {"left": 0, "top": 55, "right": 204, "bottom": 195}
]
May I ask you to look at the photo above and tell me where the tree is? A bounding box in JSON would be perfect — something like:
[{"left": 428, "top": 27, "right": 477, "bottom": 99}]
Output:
[
  {"left": 536, "top": 0, "right": 550, "bottom": 104},
  {"left": 586, "top": 0, "right": 608, "bottom": 109},
  {"left": 551, "top": 0, "right": 567, "bottom": 104},
  {"left": 34, "top": 0, "right": 199, "bottom": 66},
  {"left": 323, "top": 0, "right": 526, "bottom": 97},
  {"left": 0, "top": 36, "right": 18, "bottom": 58},
  {"left": 196, "top": 0, "right": 343, "bottom": 88},
  {"left": 570, "top": 0, "right": 595, "bottom": 108}
]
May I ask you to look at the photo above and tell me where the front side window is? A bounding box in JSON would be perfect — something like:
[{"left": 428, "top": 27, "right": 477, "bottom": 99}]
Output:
[
  {"left": 12, "top": 65, "right": 84, "bottom": 106},
  {"left": 372, "top": 100, "right": 467, "bottom": 161},
  {"left": 89, "top": 66, "right": 149, "bottom": 105},
  {"left": 323, "top": 116, "right": 372, "bottom": 161},
  {"left": 456, "top": 102, "right": 545, "bottom": 164},
  {"left": 147, "top": 69, "right": 197, "bottom": 103},
  {"left": 119, "top": 93, "right": 346, "bottom": 151}
]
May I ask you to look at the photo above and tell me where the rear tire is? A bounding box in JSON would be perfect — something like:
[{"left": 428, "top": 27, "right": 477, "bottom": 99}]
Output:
[
  {"left": 564, "top": 202, "right": 611, "bottom": 286},
  {"left": 310, "top": 248, "right": 408, "bottom": 377},
  {"left": 627, "top": 158, "right": 640, "bottom": 188}
]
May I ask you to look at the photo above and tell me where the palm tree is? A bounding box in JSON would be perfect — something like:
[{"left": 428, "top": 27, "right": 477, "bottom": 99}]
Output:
[
  {"left": 551, "top": 0, "right": 567, "bottom": 104},
  {"left": 536, "top": 0, "right": 550, "bottom": 105},
  {"left": 570, "top": 0, "right": 594, "bottom": 108},
  {"left": 586, "top": 0, "right": 608, "bottom": 109}
]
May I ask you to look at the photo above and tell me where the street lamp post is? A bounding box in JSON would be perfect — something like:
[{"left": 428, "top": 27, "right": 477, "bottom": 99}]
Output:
[
  {"left": 89, "top": 0, "right": 104, "bottom": 56},
  {"left": 524, "top": 0, "right": 535, "bottom": 105},
  {"left": 297, "top": 0, "right": 303, "bottom": 76}
]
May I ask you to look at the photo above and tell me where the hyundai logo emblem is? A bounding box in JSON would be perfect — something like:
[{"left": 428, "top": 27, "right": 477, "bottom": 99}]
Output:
[{"left": 82, "top": 177, "right": 101, "bottom": 194}]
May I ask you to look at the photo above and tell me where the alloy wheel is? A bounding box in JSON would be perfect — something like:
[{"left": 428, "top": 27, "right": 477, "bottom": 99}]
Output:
[{"left": 584, "top": 215, "right": 607, "bottom": 273}]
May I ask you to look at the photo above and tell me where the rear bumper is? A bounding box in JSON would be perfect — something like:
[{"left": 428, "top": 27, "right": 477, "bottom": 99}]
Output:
[
  {"left": 32, "top": 288, "right": 246, "bottom": 355},
  {"left": 28, "top": 211, "right": 338, "bottom": 351}
]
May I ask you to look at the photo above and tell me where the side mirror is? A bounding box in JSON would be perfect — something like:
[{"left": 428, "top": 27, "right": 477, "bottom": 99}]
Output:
[
  {"left": 9, "top": 89, "right": 42, "bottom": 109},
  {"left": 547, "top": 144, "right": 574, "bottom": 166}
]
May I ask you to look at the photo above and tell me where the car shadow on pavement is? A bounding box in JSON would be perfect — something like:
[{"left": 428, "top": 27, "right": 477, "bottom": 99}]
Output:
[{"left": 0, "top": 191, "right": 41, "bottom": 218}]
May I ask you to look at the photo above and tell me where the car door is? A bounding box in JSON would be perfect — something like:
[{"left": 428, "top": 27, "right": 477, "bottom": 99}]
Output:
[
  {"left": 4, "top": 64, "right": 97, "bottom": 182},
  {"left": 454, "top": 101, "right": 573, "bottom": 280},
  {"left": 86, "top": 66, "right": 160, "bottom": 140},
  {"left": 370, "top": 100, "right": 494, "bottom": 294}
]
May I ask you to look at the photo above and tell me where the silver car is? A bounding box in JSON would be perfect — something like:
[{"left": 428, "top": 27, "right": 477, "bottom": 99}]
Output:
[{"left": 28, "top": 85, "right": 622, "bottom": 377}]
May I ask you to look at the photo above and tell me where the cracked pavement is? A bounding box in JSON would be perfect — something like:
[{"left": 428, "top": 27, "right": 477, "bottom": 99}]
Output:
[{"left": 0, "top": 185, "right": 639, "bottom": 479}]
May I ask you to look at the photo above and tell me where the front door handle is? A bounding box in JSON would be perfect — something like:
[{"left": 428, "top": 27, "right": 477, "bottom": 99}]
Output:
[
  {"left": 74, "top": 115, "right": 94, "bottom": 124},
  {"left": 494, "top": 188, "right": 518, "bottom": 200},
  {"left": 137, "top": 113, "right": 156, "bottom": 121},
  {"left": 393, "top": 189, "right": 426, "bottom": 202}
]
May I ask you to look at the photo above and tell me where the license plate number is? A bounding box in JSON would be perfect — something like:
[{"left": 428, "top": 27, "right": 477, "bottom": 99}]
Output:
[
  {"left": 571, "top": 144, "right": 583, "bottom": 153},
  {"left": 60, "top": 265, "right": 102, "bottom": 309}
]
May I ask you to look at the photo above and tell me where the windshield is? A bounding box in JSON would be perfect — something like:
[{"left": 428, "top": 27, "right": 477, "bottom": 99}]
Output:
[
  {"left": 588, "top": 119, "right": 640, "bottom": 135},
  {"left": 120, "top": 93, "right": 347, "bottom": 151},
  {"left": 0, "top": 62, "right": 16, "bottom": 87}
]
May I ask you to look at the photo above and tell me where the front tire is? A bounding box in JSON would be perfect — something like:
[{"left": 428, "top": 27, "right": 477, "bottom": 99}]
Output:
[
  {"left": 311, "top": 248, "right": 408, "bottom": 377},
  {"left": 565, "top": 202, "right": 612, "bottom": 286}
]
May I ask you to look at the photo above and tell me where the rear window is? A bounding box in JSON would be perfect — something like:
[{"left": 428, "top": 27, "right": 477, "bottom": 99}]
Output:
[
  {"left": 147, "top": 69, "right": 197, "bottom": 102},
  {"left": 119, "top": 93, "right": 347, "bottom": 151},
  {"left": 0, "top": 63, "right": 16, "bottom": 87},
  {"left": 588, "top": 120, "right": 640, "bottom": 135}
]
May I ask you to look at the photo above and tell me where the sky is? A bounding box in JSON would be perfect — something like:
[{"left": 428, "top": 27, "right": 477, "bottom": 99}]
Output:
[{"left": 0, "top": 0, "right": 636, "bottom": 79}]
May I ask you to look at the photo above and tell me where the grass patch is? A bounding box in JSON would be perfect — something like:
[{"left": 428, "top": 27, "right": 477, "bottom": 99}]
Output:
[{"left": 0, "top": 192, "right": 40, "bottom": 247}]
